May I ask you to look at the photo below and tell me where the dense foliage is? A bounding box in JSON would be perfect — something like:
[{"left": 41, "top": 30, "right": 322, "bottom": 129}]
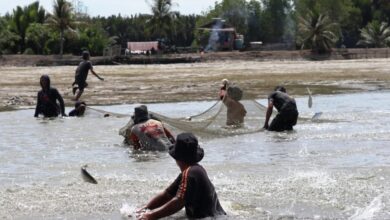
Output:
[{"left": 0, "top": 0, "right": 389, "bottom": 55}]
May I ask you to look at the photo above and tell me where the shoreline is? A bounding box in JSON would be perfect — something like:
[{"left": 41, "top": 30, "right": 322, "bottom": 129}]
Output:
[
  {"left": 1, "top": 58, "right": 390, "bottom": 111},
  {"left": 1, "top": 48, "right": 390, "bottom": 67}
]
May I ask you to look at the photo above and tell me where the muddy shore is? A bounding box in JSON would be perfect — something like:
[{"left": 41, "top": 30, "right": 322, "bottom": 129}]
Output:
[{"left": 1, "top": 57, "right": 390, "bottom": 111}]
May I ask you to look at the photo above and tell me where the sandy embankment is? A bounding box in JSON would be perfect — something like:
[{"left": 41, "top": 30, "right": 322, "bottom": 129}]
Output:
[{"left": 0, "top": 58, "right": 390, "bottom": 111}]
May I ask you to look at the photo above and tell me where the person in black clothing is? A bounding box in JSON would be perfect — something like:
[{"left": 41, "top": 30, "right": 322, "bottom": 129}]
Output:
[
  {"left": 136, "top": 133, "right": 226, "bottom": 220},
  {"left": 68, "top": 101, "right": 86, "bottom": 117},
  {"left": 72, "top": 51, "right": 104, "bottom": 101},
  {"left": 34, "top": 75, "right": 66, "bottom": 118},
  {"left": 263, "top": 86, "right": 299, "bottom": 131}
]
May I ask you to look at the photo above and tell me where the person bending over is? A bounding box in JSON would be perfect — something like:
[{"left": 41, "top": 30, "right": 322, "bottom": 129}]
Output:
[
  {"left": 136, "top": 133, "right": 226, "bottom": 220},
  {"left": 129, "top": 105, "right": 175, "bottom": 151},
  {"left": 34, "top": 75, "right": 66, "bottom": 118},
  {"left": 263, "top": 86, "right": 299, "bottom": 131},
  {"left": 72, "top": 51, "right": 104, "bottom": 101}
]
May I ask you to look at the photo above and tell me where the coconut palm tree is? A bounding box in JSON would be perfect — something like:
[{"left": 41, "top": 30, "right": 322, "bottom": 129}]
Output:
[
  {"left": 10, "top": 1, "right": 46, "bottom": 53},
  {"left": 47, "top": 0, "right": 75, "bottom": 55},
  {"left": 357, "top": 21, "right": 390, "bottom": 48},
  {"left": 297, "top": 11, "right": 339, "bottom": 54},
  {"left": 148, "top": 0, "right": 178, "bottom": 40}
]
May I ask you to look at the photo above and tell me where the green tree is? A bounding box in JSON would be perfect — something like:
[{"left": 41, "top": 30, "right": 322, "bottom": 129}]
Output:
[
  {"left": 261, "top": 0, "right": 291, "bottom": 43},
  {"left": 9, "top": 1, "right": 46, "bottom": 53},
  {"left": 47, "top": 0, "right": 75, "bottom": 55},
  {"left": 148, "top": 0, "right": 178, "bottom": 39},
  {"left": 26, "top": 23, "right": 51, "bottom": 54},
  {"left": 298, "top": 11, "right": 339, "bottom": 53},
  {"left": 0, "top": 17, "right": 20, "bottom": 54},
  {"left": 357, "top": 21, "right": 390, "bottom": 47},
  {"left": 246, "top": 0, "right": 262, "bottom": 42}
]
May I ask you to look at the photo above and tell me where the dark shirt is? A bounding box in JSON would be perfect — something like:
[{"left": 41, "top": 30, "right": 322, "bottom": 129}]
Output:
[
  {"left": 166, "top": 164, "right": 226, "bottom": 218},
  {"left": 34, "top": 88, "right": 65, "bottom": 117},
  {"left": 268, "top": 91, "right": 297, "bottom": 113},
  {"left": 75, "top": 60, "right": 93, "bottom": 83}
]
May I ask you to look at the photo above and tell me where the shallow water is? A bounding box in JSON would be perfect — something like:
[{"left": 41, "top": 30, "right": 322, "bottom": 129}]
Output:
[{"left": 1, "top": 91, "right": 390, "bottom": 219}]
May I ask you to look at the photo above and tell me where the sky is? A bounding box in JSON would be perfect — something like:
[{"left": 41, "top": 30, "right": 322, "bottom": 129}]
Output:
[{"left": 0, "top": 0, "right": 222, "bottom": 17}]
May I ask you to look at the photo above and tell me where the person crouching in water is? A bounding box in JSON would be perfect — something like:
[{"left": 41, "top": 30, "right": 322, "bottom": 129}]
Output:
[
  {"left": 34, "top": 75, "right": 66, "bottom": 118},
  {"left": 72, "top": 51, "right": 104, "bottom": 101},
  {"left": 263, "top": 86, "right": 299, "bottom": 131},
  {"left": 129, "top": 105, "right": 175, "bottom": 151},
  {"left": 136, "top": 132, "right": 226, "bottom": 220},
  {"left": 68, "top": 101, "right": 86, "bottom": 117}
]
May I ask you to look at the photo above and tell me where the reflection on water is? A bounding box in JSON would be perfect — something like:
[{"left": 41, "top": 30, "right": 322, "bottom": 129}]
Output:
[{"left": 1, "top": 91, "right": 390, "bottom": 219}]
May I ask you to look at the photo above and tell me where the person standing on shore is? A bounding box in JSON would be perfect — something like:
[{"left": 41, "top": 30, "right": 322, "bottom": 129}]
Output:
[
  {"left": 34, "top": 75, "right": 66, "bottom": 118},
  {"left": 136, "top": 132, "right": 226, "bottom": 220},
  {"left": 263, "top": 86, "right": 299, "bottom": 131},
  {"left": 72, "top": 51, "right": 104, "bottom": 101}
]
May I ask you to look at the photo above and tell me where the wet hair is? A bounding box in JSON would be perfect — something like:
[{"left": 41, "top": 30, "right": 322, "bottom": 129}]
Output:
[
  {"left": 40, "top": 74, "right": 51, "bottom": 89},
  {"left": 274, "top": 86, "right": 287, "bottom": 93},
  {"left": 75, "top": 101, "right": 86, "bottom": 108},
  {"left": 82, "top": 51, "right": 90, "bottom": 60}
]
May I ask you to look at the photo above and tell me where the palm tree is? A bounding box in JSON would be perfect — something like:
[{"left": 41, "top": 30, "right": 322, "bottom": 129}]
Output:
[
  {"left": 47, "top": 0, "right": 75, "bottom": 55},
  {"left": 297, "top": 11, "right": 339, "bottom": 54},
  {"left": 148, "top": 0, "right": 178, "bottom": 40},
  {"left": 10, "top": 1, "right": 46, "bottom": 53},
  {"left": 357, "top": 21, "right": 390, "bottom": 48}
]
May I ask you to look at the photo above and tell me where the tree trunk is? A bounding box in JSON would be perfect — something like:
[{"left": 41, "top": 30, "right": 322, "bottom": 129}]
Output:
[{"left": 60, "top": 30, "right": 64, "bottom": 56}]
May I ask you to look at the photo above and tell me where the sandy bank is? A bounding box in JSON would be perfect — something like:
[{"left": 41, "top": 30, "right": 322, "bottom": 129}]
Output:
[{"left": 1, "top": 58, "right": 390, "bottom": 111}]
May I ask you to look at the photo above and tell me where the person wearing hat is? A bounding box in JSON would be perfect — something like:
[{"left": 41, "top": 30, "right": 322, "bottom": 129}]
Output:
[
  {"left": 72, "top": 51, "right": 104, "bottom": 101},
  {"left": 263, "top": 86, "right": 299, "bottom": 131},
  {"left": 129, "top": 105, "right": 175, "bottom": 151},
  {"left": 34, "top": 75, "right": 66, "bottom": 118},
  {"left": 136, "top": 133, "right": 226, "bottom": 220},
  {"left": 68, "top": 101, "right": 87, "bottom": 117}
]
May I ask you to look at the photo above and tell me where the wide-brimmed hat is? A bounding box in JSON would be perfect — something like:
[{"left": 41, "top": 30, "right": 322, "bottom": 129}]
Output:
[
  {"left": 169, "top": 133, "right": 204, "bottom": 164},
  {"left": 133, "top": 105, "right": 149, "bottom": 124}
]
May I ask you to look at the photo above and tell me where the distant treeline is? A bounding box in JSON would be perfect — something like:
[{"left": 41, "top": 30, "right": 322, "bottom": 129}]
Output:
[{"left": 0, "top": 0, "right": 389, "bottom": 56}]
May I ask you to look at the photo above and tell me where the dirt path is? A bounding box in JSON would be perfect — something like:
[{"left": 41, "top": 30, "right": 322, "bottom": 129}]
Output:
[{"left": 1, "top": 58, "right": 390, "bottom": 110}]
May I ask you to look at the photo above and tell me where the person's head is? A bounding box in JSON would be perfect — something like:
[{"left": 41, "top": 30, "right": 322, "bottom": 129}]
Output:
[
  {"left": 133, "top": 105, "right": 149, "bottom": 124},
  {"left": 40, "top": 74, "right": 51, "bottom": 90},
  {"left": 75, "top": 101, "right": 86, "bottom": 115},
  {"left": 227, "top": 86, "right": 243, "bottom": 101},
  {"left": 274, "top": 85, "right": 287, "bottom": 93},
  {"left": 169, "top": 133, "right": 204, "bottom": 166},
  {"left": 82, "top": 51, "right": 90, "bottom": 60}
]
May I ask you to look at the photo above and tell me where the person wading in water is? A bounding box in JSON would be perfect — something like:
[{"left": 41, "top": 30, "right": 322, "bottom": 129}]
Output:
[{"left": 34, "top": 74, "right": 66, "bottom": 118}]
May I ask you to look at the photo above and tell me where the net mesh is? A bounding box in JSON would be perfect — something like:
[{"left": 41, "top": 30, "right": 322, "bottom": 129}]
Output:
[{"left": 114, "top": 99, "right": 272, "bottom": 138}]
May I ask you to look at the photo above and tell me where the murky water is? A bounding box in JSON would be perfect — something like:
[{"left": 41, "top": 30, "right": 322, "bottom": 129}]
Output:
[{"left": 1, "top": 91, "right": 390, "bottom": 219}]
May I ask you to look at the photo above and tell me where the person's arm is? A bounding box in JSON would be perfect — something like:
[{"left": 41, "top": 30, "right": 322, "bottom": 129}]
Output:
[
  {"left": 90, "top": 65, "right": 104, "bottom": 81},
  {"left": 55, "top": 89, "right": 66, "bottom": 116},
  {"left": 163, "top": 126, "right": 175, "bottom": 144},
  {"left": 34, "top": 92, "right": 41, "bottom": 117},
  {"left": 263, "top": 99, "right": 273, "bottom": 129},
  {"left": 138, "top": 196, "right": 185, "bottom": 220},
  {"left": 137, "top": 190, "right": 174, "bottom": 213},
  {"left": 130, "top": 132, "right": 141, "bottom": 150}
]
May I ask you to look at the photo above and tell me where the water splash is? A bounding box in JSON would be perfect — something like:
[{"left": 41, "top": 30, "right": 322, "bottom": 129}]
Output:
[
  {"left": 120, "top": 203, "right": 136, "bottom": 219},
  {"left": 348, "top": 195, "right": 384, "bottom": 220}
]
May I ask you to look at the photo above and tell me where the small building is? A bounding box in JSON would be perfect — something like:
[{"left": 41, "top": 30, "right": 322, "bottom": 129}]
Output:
[
  {"left": 198, "top": 18, "right": 239, "bottom": 51},
  {"left": 127, "top": 41, "right": 159, "bottom": 54}
]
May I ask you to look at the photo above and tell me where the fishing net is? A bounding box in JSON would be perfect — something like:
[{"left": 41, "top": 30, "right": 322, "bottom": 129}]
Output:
[
  {"left": 86, "top": 84, "right": 319, "bottom": 139},
  {"left": 112, "top": 97, "right": 272, "bottom": 139}
]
